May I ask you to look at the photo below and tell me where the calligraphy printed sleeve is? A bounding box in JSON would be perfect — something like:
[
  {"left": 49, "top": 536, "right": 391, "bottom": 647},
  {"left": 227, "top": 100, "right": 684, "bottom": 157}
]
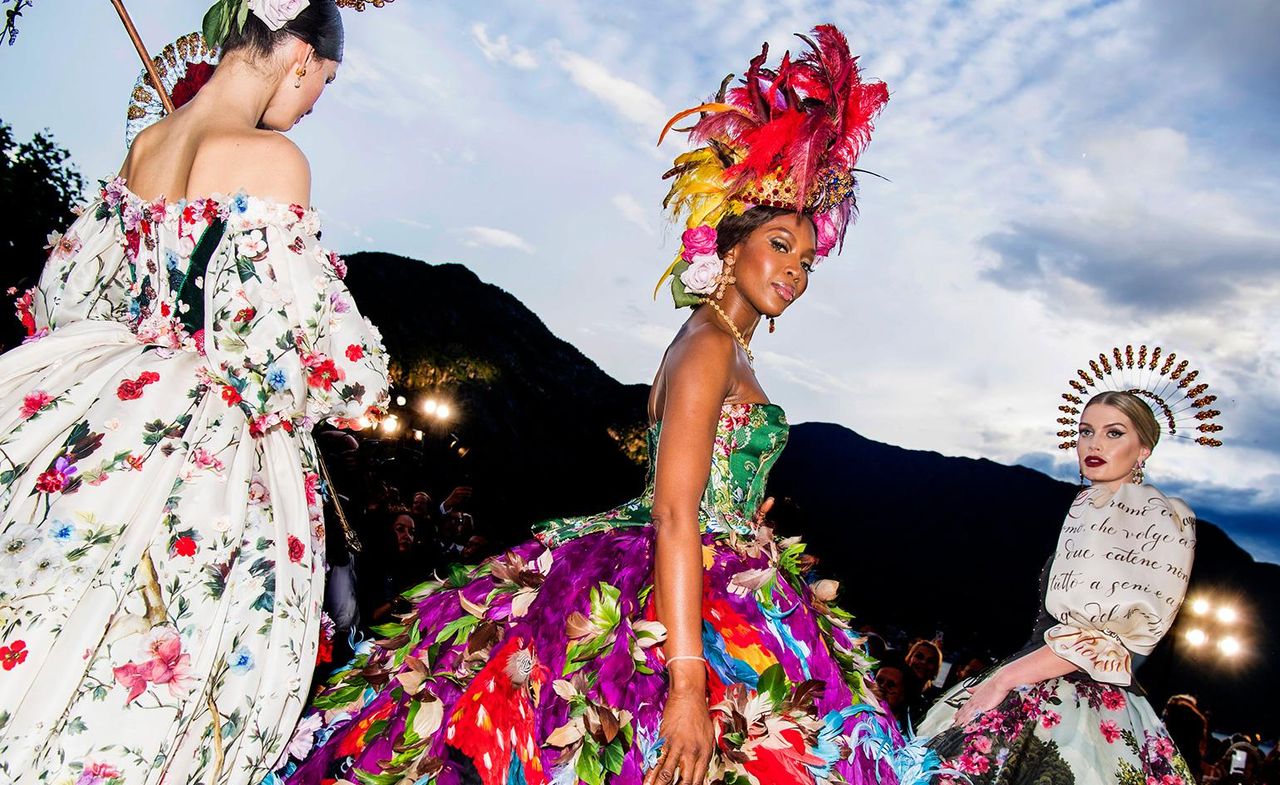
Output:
[{"left": 1043, "top": 488, "right": 1196, "bottom": 686}]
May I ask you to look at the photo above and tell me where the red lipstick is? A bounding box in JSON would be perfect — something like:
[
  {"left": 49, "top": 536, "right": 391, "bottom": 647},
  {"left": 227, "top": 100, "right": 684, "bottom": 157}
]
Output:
[{"left": 1084, "top": 456, "right": 1107, "bottom": 467}]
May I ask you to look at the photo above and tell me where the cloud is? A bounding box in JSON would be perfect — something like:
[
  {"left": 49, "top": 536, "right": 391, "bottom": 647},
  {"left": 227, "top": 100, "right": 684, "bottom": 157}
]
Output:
[
  {"left": 471, "top": 23, "right": 539, "bottom": 70},
  {"left": 461, "top": 226, "right": 536, "bottom": 254},
  {"left": 548, "top": 44, "right": 668, "bottom": 130},
  {"left": 612, "top": 194, "right": 654, "bottom": 235}
]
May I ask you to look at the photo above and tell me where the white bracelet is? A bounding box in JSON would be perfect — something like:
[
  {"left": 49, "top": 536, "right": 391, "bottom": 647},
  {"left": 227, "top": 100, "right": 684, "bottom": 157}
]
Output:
[{"left": 665, "top": 655, "right": 706, "bottom": 666}]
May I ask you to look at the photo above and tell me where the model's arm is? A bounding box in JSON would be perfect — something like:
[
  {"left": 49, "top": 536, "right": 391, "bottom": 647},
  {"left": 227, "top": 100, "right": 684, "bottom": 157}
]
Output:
[
  {"left": 643, "top": 329, "right": 734, "bottom": 785},
  {"left": 954, "top": 645, "right": 1078, "bottom": 726}
]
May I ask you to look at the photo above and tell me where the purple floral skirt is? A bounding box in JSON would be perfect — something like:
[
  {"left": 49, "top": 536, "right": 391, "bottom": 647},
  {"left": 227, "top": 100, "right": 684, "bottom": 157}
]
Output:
[{"left": 269, "top": 524, "right": 902, "bottom": 784}]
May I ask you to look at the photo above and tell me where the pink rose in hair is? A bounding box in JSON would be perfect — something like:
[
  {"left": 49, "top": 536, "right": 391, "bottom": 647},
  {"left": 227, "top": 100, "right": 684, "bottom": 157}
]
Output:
[{"left": 680, "top": 225, "right": 718, "bottom": 261}]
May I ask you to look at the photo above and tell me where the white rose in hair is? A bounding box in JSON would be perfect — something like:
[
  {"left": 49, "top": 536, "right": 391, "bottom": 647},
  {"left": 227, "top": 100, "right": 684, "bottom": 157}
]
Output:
[
  {"left": 247, "top": 0, "right": 310, "bottom": 32},
  {"left": 679, "top": 253, "right": 723, "bottom": 296}
]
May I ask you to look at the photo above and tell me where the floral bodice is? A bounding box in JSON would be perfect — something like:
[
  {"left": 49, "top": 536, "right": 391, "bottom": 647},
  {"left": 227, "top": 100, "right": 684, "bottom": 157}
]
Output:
[
  {"left": 27, "top": 178, "right": 389, "bottom": 436},
  {"left": 534, "top": 402, "right": 788, "bottom": 546}
]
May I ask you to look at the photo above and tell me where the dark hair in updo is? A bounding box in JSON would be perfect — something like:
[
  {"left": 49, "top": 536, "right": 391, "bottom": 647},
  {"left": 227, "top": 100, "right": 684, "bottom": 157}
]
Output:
[
  {"left": 714, "top": 206, "right": 815, "bottom": 259},
  {"left": 222, "top": 1, "right": 344, "bottom": 63}
]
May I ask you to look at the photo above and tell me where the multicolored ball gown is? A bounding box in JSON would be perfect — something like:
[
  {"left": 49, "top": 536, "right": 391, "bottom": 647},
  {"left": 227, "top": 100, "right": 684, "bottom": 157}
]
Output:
[{"left": 273, "top": 403, "right": 903, "bottom": 784}]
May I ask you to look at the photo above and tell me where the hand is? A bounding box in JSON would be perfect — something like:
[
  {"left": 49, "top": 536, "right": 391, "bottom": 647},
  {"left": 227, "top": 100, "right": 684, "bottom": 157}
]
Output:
[
  {"left": 441, "top": 486, "right": 472, "bottom": 513},
  {"left": 644, "top": 681, "right": 714, "bottom": 785},
  {"left": 752, "top": 496, "right": 775, "bottom": 527},
  {"left": 953, "top": 673, "right": 1012, "bottom": 727}
]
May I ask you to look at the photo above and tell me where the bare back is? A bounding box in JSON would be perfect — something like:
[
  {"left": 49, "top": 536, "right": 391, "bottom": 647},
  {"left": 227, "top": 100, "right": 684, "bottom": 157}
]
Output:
[{"left": 119, "top": 106, "right": 311, "bottom": 206}]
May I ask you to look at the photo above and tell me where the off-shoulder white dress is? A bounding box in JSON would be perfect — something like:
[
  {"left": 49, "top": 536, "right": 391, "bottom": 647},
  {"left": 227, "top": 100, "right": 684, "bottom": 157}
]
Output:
[{"left": 0, "top": 179, "right": 389, "bottom": 784}]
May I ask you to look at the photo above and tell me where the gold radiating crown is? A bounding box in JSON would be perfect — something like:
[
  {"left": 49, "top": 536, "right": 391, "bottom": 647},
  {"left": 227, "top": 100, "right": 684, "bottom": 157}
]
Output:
[{"left": 1056, "top": 344, "right": 1223, "bottom": 450}]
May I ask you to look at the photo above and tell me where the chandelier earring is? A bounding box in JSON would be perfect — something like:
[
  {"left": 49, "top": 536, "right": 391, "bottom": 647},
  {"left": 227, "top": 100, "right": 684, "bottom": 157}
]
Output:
[
  {"left": 769, "top": 317, "right": 776, "bottom": 334},
  {"left": 1132, "top": 461, "right": 1145, "bottom": 485}
]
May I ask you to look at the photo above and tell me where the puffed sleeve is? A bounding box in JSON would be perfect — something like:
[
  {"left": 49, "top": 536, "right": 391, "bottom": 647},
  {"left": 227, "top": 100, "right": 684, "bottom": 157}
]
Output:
[
  {"left": 1042, "top": 489, "right": 1196, "bottom": 686},
  {"left": 31, "top": 200, "right": 132, "bottom": 334},
  {"left": 201, "top": 200, "right": 389, "bottom": 437}
]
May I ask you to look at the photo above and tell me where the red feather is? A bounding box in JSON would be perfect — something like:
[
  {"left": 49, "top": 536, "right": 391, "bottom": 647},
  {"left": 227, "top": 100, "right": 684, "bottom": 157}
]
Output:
[{"left": 444, "top": 637, "right": 547, "bottom": 785}]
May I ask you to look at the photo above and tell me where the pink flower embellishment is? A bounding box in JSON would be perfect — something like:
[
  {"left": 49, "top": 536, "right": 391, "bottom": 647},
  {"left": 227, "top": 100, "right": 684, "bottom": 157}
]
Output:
[
  {"left": 680, "top": 224, "right": 718, "bottom": 260},
  {"left": 1155, "top": 737, "right": 1176, "bottom": 759},
  {"left": 76, "top": 762, "right": 122, "bottom": 785},
  {"left": 20, "top": 390, "right": 52, "bottom": 419},
  {"left": 112, "top": 627, "right": 193, "bottom": 703},
  {"left": 1041, "top": 710, "right": 1062, "bottom": 729},
  {"left": 971, "top": 735, "right": 993, "bottom": 754},
  {"left": 1099, "top": 720, "right": 1122, "bottom": 743},
  {"left": 1101, "top": 689, "right": 1127, "bottom": 711}
]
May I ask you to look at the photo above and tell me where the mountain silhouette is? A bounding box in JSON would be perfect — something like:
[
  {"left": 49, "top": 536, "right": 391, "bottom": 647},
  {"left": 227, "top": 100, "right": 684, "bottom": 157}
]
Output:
[{"left": 338, "top": 253, "right": 1280, "bottom": 734}]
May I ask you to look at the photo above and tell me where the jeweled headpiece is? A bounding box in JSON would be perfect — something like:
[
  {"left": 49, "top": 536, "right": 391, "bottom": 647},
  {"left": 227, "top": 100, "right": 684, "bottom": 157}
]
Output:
[
  {"left": 1056, "top": 344, "right": 1224, "bottom": 450},
  {"left": 655, "top": 24, "right": 889, "bottom": 307}
]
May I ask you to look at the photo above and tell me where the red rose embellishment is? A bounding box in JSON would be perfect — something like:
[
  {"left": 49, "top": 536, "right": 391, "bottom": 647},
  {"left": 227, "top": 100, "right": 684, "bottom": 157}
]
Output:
[
  {"left": 304, "top": 356, "right": 345, "bottom": 391},
  {"left": 287, "top": 535, "right": 305, "bottom": 564},
  {"left": 221, "top": 385, "right": 243, "bottom": 407},
  {"left": 173, "top": 536, "right": 198, "bottom": 557},
  {"left": 116, "top": 371, "right": 160, "bottom": 401},
  {"left": 345, "top": 344, "right": 364, "bottom": 362},
  {"left": 0, "top": 640, "right": 29, "bottom": 670},
  {"left": 233, "top": 307, "right": 256, "bottom": 323},
  {"left": 171, "top": 62, "right": 215, "bottom": 109}
]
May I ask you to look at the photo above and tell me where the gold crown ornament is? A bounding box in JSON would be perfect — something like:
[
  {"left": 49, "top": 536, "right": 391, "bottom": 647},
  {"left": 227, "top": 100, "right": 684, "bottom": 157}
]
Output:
[{"left": 1055, "top": 344, "right": 1223, "bottom": 450}]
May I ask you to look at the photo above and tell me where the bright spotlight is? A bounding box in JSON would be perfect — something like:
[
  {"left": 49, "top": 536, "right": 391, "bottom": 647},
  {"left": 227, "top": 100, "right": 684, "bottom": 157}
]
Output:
[
  {"left": 422, "top": 399, "right": 438, "bottom": 415},
  {"left": 1216, "top": 606, "right": 1238, "bottom": 624},
  {"left": 1217, "top": 636, "right": 1242, "bottom": 657},
  {"left": 412, "top": 429, "right": 424, "bottom": 441},
  {"left": 1184, "top": 628, "right": 1208, "bottom": 647},
  {"left": 436, "top": 403, "right": 452, "bottom": 421},
  {"left": 1190, "top": 598, "right": 1210, "bottom": 615},
  {"left": 381, "top": 415, "right": 401, "bottom": 434},
  {"left": 395, "top": 395, "right": 407, "bottom": 407}
]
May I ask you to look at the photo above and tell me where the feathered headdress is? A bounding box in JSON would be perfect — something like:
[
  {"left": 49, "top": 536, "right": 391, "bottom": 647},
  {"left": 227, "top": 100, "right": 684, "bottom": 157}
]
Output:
[{"left": 656, "top": 25, "right": 889, "bottom": 306}]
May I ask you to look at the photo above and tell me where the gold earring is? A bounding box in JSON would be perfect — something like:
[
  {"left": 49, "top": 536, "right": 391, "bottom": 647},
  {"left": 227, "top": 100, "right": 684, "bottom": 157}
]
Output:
[
  {"left": 714, "top": 259, "right": 736, "bottom": 300},
  {"left": 294, "top": 66, "right": 307, "bottom": 88},
  {"left": 1132, "top": 461, "right": 1145, "bottom": 485}
]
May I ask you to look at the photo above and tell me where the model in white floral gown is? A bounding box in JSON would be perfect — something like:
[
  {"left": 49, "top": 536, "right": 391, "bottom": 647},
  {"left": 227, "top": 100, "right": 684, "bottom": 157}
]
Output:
[{"left": 0, "top": 2, "right": 389, "bottom": 783}]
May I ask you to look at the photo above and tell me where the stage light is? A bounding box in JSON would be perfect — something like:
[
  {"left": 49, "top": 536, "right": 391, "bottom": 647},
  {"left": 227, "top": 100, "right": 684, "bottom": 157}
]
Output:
[
  {"left": 1216, "top": 606, "right": 1238, "bottom": 624},
  {"left": 422, "top": 399, "right": 438, "bottom": 415},
  {"left": 1184, "top": 628, "right": 1207, "bottom": 646},
  {"left": 1190, "top": 598, "right": 1210, "bottom": 615},
  {"left": 395, "top": 395, "right": 407, "bottom": 406},
  {"left": 1217, "top": 636, "right": 1242, "bottom": 657},
  {"left": 381, "top": 415, "right": 401, "bottom": 434},
  {"left": 436, "top": 403, "right": 452, "bottom": 421}
]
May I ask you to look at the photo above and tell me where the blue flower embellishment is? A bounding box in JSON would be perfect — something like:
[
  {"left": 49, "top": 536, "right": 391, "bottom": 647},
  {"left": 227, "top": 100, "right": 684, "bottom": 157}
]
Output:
[{"left": 266, "top": 365, "right": 289, "bottom": 392}]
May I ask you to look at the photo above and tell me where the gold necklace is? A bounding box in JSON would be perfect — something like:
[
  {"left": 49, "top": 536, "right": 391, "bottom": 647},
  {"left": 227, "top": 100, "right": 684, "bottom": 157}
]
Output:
[{"left": 702, "top": 298, "right": 754, "bottom": 364}]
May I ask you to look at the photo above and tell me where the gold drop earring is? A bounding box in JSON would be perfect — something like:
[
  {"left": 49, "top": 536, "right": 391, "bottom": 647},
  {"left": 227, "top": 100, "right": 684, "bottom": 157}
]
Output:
[
  {"left": 295, "top": 66, "right": 307, "bottom": 89},
  {"left": 768, "top": 317, "right": 776, "bottom": 333}
]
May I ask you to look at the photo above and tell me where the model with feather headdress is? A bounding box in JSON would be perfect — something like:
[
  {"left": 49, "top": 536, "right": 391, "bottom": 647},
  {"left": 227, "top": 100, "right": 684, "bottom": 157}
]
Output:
[{"left": 271, "top": 24, "right": 905, "bottom": 785}]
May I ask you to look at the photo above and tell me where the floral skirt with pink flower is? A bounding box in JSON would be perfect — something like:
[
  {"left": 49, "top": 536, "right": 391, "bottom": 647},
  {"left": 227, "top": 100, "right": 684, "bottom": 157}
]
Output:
[{"left": 918, "top": 673, "right": 1194, "bottom": 785}]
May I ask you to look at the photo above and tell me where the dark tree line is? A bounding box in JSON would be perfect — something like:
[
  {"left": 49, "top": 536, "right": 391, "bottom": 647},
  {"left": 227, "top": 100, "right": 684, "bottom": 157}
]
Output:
[{"left": 0, "top": 119, "right": 84, "bottom": 350}]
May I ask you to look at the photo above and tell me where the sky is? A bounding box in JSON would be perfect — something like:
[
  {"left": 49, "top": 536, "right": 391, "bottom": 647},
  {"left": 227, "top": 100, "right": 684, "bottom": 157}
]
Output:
[{"left": 2, "top": 0, "right": 1278, "bottom": 562}]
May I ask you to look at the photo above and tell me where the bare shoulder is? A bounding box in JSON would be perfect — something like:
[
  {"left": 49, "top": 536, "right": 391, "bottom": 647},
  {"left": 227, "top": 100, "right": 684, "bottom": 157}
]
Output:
[
  {"left": 189, "top": 129, "right": 312, "bottom": 207},
  {"left": 666, "top": 319, "right": 736, "bottom": 373}
]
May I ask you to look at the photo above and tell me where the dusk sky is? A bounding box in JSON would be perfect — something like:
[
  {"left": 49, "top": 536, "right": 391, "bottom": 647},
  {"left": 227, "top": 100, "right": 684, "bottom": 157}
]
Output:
[{"left": 3, "top": 0, "right": 1277, "bottom": 561}]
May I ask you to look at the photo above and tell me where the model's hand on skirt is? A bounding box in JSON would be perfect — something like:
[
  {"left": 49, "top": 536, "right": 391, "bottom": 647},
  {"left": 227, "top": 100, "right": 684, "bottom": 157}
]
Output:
[
  {"left": 645, "top": 686, "right": 714, "bottom": 785},
  {"left": 954, "top": 673, "right": 1011, "bottom": 727}
]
